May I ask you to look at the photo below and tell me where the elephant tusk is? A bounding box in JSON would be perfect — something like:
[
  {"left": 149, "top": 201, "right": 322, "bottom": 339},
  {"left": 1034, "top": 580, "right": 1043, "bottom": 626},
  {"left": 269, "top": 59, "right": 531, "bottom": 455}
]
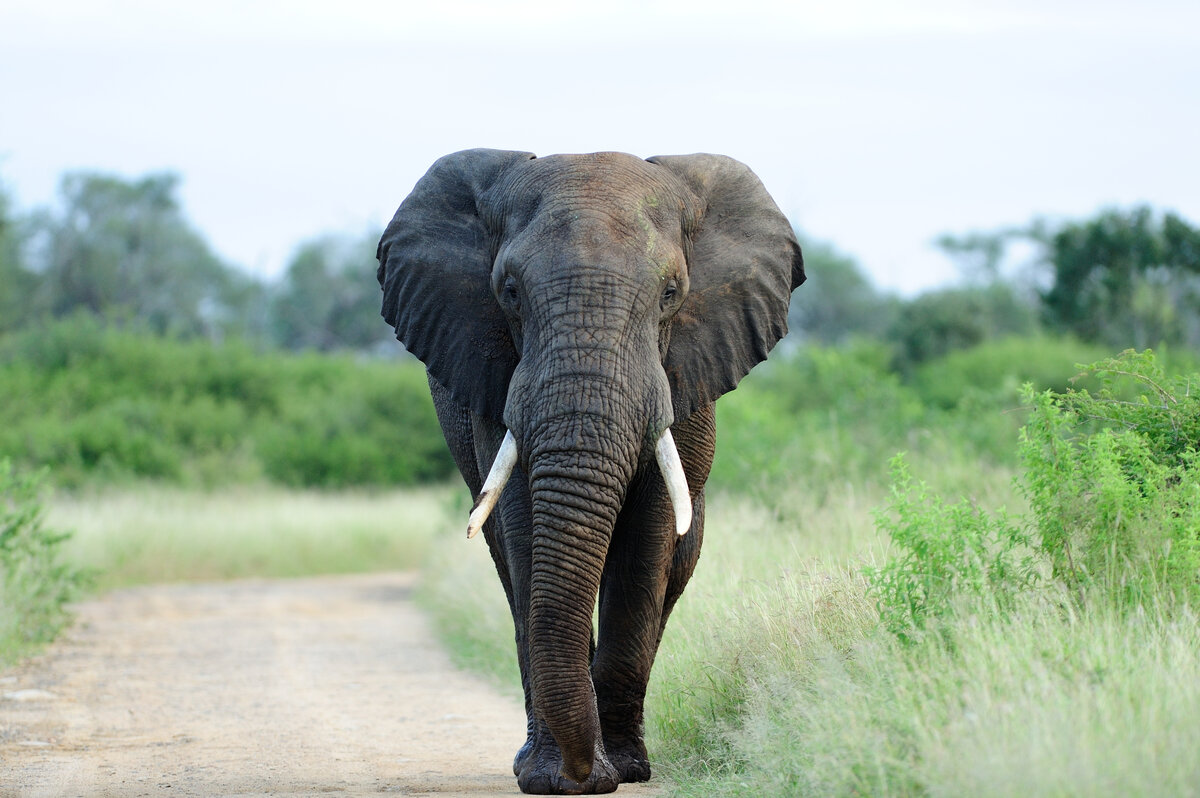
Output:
[
  {"left": 466, "top": 430, "right": 518, "bottom": 540},
  {"left": 655, "top": 429, "right": 692, "bottom": 536}
]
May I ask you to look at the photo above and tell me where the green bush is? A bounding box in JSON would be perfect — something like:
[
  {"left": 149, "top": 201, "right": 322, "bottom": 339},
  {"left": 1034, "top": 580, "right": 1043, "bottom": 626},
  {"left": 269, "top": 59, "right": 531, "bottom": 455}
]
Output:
[
  {"left": 909, "top": 335, "right": 1109, "bottom": 411},
  {"left": 865, "top": 455, "right": 1039, "bottom": 641},
  {"left": 714, "top": 343, "right": 926, "bottom": 498},
  {"left": 870, "top": 349, "right": 1200, "bottom": 636},
  {"left": 1021, "top": 351, "right": 1200, "bottom": 604},
  {"left": 0, "top": 460, "right": 85, "bottom": 664},
  {"left": 257, "top": 357, "right": 453, "bottom": 488},
  {"left": 0, "top": 319, "right": 454, "bottom": 488}
]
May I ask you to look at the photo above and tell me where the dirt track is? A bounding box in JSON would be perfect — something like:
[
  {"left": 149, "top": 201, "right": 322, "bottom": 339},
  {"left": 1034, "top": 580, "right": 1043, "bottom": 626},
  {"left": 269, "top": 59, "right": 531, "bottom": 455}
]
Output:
[{"left": 0, "top": 573, "right": 660, "bottom": 797}]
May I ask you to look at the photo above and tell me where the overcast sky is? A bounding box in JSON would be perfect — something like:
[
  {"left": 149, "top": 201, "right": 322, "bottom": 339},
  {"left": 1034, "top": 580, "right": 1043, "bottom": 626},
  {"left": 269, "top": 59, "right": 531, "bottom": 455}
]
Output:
[{"left": 2, "top": 1, "right": 1197, "bottom": 294}]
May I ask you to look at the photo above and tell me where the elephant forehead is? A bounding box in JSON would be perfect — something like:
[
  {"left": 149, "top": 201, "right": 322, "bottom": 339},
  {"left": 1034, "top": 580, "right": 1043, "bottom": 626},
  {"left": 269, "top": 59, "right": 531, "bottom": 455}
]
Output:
[
  {"left": 494, "top": 153, "right": 697, "bottom": 231},
  {"left": 501, "top": 210, "right": 687, "bottom": 285}
]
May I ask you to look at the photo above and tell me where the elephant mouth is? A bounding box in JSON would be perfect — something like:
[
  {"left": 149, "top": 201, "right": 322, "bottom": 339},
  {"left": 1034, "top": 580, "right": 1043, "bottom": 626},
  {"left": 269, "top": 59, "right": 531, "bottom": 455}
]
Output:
[{"left": 465, "top": 428, "right": 692, "bottom": 540}]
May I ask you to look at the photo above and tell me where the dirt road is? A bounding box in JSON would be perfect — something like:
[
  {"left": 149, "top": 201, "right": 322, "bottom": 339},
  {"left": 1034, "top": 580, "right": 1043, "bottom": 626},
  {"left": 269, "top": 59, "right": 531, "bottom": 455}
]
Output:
[{"left": 1, "top": 573, "right": 660, "bottom": 797}]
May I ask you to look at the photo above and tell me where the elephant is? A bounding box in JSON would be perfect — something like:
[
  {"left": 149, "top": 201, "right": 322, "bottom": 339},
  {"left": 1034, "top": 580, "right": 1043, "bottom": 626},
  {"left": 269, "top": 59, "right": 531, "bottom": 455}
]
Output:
[{"left": 377, "top": 149, "right": 804, "bottom": 794}]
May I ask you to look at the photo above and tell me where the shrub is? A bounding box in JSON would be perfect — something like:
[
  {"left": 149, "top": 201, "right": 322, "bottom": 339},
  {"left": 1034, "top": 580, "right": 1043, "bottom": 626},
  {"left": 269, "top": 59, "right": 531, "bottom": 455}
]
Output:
[
  {"left": 714, "top": 343, "right": 926, "bottom": 498},
  {"left": 0, "top": 319, "right": 454, "bottom": 488},
  {"left": 909, "top": 335, "right": 1109, "bottom": 411},
  {"left": 0, "top": 460, "right": 85, "bottom": 663},
  {"left": 870, "top": 349, "right": 1200, "bottom": 635},
  {"left": 865, "top": 455, "right": 1039, "bottom": 641},
  {"left": 1020, "top": 351, "right": 1200, "bottom": 604},
  {"left": 256, "top": 357, "right": 454, "bottom": 488}
]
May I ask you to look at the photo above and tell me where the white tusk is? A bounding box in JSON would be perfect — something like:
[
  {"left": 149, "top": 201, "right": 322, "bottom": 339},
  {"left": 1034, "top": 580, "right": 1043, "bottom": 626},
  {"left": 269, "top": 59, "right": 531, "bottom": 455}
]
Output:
[
  {"left": 466, "top": 430, "right": 518, "bottom": 540},
  {"left": 655, "top": 429, "right": 692, "bottom": 536}
]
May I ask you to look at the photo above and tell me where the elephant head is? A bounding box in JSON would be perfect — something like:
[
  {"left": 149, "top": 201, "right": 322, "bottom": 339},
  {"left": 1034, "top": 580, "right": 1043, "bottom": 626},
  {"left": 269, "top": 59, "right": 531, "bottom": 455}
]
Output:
[{"left": 378, "top": 149, "right": 802, "bottom": 785}]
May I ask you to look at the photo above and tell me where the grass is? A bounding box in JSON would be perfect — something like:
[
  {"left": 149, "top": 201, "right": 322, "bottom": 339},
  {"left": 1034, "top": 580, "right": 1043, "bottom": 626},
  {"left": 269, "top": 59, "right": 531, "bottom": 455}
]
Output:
[
  {"left": 420, "top": 453, "right": 1200, "bottom": 797},
  {"left": 47, "top": 482, "right": 455, "bottom": 590},
  {"left": 659, "top": 589, "right": 1200, "bottom": 797}
]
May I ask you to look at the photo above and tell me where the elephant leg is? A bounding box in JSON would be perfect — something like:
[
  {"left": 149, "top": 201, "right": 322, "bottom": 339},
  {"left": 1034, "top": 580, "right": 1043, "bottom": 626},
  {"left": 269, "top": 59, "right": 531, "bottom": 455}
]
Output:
[
  {"left": 465, "top": 415, "right": 542, "bottom": 777},
  {"left": 589, "top": 484, "right": 677, "bottom": 784},
  {"left": 590, "top": 407, "right": 714, "bottom": 783},
  {"left": 657, "top": 405, "right": 714, "bottom": 642},
  {"left": 494, "top": 489, "right": 538, "bottom": 777}
]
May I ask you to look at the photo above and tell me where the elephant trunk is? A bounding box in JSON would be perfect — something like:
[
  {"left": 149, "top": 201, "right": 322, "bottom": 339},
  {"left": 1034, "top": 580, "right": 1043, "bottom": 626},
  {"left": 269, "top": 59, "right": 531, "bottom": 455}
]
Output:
[
  {"left": 527, "top": 453, "right": 622, "bottom": 782},
  {"left": 520, "top": 380, "right": 649, "bottom": 784}
]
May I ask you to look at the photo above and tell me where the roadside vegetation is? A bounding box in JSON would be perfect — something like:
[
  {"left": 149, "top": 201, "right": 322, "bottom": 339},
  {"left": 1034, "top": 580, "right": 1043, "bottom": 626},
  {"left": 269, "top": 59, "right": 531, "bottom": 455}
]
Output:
[
  {"left": 3, "top": 169, "right": 1200, "bottom": 794},
  {"left": 426, "top": 348, "right": 1200, "bottom": 797},
  {"left": 0, "top": 460, "right": 85, "bottom": 664}
]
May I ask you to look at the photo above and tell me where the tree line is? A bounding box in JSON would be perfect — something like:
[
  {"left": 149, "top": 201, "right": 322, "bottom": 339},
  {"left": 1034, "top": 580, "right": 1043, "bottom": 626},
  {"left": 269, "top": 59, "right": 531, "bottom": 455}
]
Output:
[
  {"left": 3, "top": 169, "right": 1200, "bottom": 361},
  {"left": 791, "top": 207, "right": 1200, "bottom": 369},
  {"left": 0, "top": 172, "right": 393, "bottom": 352}
]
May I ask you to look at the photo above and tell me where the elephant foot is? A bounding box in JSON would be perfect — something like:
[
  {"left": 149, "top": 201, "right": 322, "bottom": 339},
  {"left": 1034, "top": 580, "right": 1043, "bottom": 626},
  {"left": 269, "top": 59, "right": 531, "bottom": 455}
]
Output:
[
  {"left": 603, "top": 735, "right": 651, "bottom": 783},
  {"left": 516, "top": 735, "right": 619, "bottom": 795},
  {"left": 513, "top": 730, "right": 536, "bottom": 776}
]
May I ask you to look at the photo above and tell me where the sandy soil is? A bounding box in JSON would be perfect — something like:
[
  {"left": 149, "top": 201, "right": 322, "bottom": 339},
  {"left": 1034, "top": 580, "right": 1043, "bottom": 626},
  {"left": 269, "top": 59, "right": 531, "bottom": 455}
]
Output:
[{"left": 0, "top": 573, "right": 660, "bottom": 797}]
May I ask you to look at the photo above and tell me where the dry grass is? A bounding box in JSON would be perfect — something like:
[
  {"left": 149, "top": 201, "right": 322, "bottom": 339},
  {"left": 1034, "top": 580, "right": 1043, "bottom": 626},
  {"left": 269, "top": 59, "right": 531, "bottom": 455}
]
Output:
[{"left": 48, "top": 483, "right": 455, "bottom": 589}]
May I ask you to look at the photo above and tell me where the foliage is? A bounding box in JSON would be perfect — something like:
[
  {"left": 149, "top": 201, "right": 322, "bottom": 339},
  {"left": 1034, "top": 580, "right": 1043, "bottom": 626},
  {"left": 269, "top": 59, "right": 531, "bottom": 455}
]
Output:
[
  {"left": 786, "top": 235, "right": 900, "bottom": 345},
  {"left": 713, "top": 337, "right": 1067, "bottom": 506},
  {"left": 712, "top": 342, "right": 929, "bottom": 500},
  {"left": 866, "top": 349, "right": 1198, "bottom": 644},
  {"left": 864, "top": 455, "right": 1039, "bottom": 641},
  {"left": 1037, "top": 206, "right": 1200, "bottom": 349},
  {"left": 2, "top": 171, "right": 393, "bottom": 352},
  {"left": 1020, "top": 351, "right": 1200, "bottom": 603},
  {"left": 908, "top": 335, "right": 1109, "bottom": 410},
  {"left": 21, "top": 172, "right": 267, "bottom": 340},
  {"left": 0, "top": 460, "right": 85, "bottom": 664},
  {"left": 271, "top": 231, "right": 394, "bottom": 352},
  {"left": 0, "top": 179, "right": 39, "bottom": 335},
  {"left": 0, "top": 317, "right": 453, "bottom": 488},
  {"left": 255, "top": 354, "right": 452, "bottom": 488},
  {"left": 888, "top": 282, "right": 1039, "bottom": 371}
]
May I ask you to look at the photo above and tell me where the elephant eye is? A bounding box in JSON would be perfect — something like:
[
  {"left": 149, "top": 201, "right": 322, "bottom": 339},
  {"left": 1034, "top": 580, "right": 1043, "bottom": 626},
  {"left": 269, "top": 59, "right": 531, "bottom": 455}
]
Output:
[
  {"left": 661, "top": 278, "right": 679, "bottom": 307},
  {"left": 503, "top": 275, "right": 520, "bottom": 306}
]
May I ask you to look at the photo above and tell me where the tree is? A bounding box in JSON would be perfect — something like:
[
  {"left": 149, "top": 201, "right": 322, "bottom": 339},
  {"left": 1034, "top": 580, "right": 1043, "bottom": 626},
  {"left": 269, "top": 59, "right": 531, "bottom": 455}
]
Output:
[
  {"left": 24, "top": 172, "right": 262, "bottom": 339},
  {"left": 0, "top": 180, "right": 38, "bottom": 334},
  {"left": 889, "top": 283, "right": 1039, "bottom": 372},
  {"left": 1039, "top": 207, "right": 1200, "bottom": 349},
  {"left": 271, "top": 231, "right": 392, "bottom": 352},
  {"left": 786, "top": 236, "right": 900, "bottom": 344}
]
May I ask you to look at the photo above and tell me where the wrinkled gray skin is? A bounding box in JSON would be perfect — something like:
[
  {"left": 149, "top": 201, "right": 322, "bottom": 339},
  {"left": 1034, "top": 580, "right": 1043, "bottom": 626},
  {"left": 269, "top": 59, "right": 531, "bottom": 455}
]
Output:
[{"left": 378, "top": 150, "right": 804, "bottom": 794}]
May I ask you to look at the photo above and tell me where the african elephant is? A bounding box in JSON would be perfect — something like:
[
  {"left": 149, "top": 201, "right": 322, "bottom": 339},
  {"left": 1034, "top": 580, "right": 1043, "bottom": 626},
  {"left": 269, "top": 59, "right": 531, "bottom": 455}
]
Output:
[{"left": 377, "top": 149, "right": 804, "bottom": 794}]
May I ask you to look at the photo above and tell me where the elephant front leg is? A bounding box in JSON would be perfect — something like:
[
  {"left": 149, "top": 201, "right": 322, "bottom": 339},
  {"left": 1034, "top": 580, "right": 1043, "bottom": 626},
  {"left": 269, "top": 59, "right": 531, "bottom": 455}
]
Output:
[{"left": 590, "top": 495, "right": 680, "bottom": 783}]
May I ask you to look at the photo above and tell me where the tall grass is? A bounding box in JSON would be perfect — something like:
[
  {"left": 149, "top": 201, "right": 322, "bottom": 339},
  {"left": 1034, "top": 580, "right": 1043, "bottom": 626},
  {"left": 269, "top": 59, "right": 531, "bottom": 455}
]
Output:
[
  {"left": 419, "top": 345, "right": 1200, "bottom": 796},
  {"left": 422, "top": 470, "right": 1200, "bottom": 796},
  {"left": 661, "top": 589, "right": 1200, "bottom": 797}
]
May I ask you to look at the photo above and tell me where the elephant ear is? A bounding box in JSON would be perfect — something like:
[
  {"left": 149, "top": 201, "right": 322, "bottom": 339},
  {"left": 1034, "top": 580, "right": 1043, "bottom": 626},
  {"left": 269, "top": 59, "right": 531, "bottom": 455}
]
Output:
[
  {"left": 377, "top": 148, "right": 536, "bottom": 421},
  {"left": 647, "top": 154, "right": 806, "bottom": 421}
]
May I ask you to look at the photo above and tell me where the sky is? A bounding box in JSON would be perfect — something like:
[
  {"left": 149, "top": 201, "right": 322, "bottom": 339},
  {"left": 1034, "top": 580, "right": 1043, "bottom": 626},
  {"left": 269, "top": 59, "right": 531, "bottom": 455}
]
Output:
[{"left": 2, "top": 0, "right": 1198, "bottom": 295}]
